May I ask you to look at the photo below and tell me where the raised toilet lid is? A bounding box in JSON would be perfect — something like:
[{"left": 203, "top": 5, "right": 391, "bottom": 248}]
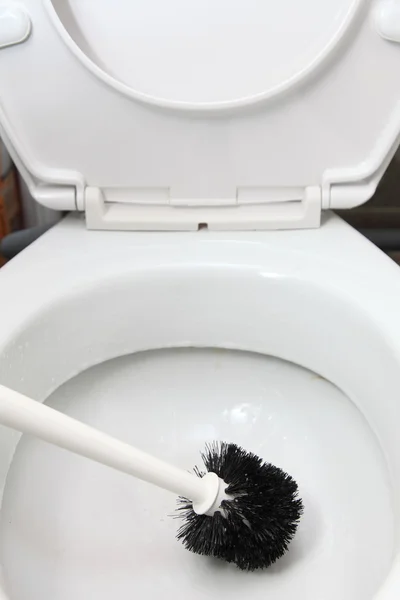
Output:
[{"left": 1, "top": 1, "right": 400, "bottom": 230}]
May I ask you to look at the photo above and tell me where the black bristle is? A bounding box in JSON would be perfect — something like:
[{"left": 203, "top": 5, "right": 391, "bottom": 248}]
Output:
[{"left": 176, "top": 442, "right": 303, "bottom": 571}]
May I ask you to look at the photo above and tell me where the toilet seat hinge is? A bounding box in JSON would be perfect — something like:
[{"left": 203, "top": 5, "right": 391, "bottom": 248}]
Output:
[{"left": 83, "top": 185, "right": 322, "bottom": 232}]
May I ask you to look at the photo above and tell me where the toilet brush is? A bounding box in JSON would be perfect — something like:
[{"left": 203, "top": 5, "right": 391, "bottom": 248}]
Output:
[{"left": 0, "top": 383, "right": 302, "bottom": 571}]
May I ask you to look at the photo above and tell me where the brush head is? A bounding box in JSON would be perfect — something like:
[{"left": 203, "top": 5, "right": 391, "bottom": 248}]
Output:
[{"left": 176, "top": 442, "right": 303, "bottom": 571}]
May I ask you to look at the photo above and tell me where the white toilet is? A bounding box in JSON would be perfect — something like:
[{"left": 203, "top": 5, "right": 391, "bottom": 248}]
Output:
[{"left": 1, "top": 1, "right": 400, "bottom": 599}]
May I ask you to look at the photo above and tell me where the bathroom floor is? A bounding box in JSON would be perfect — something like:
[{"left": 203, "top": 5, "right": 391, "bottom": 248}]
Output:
[{"left": 0, "top": 349, "right": 393, "bottom": 600}]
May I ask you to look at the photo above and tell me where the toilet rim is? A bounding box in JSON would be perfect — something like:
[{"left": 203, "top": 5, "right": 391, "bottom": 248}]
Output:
[{"left": 1, "top": 262, "right": 400, "bottom": 597}]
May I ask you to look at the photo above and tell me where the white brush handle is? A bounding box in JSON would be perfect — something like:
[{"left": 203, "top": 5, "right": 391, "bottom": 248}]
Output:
[{"left": 0, "top": 384, "right": 219, "bottom": 514}]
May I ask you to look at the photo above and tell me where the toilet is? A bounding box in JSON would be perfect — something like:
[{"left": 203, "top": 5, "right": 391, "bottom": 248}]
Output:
[{"left": 1, "top": 0, "right": 400, "bottom": 598}]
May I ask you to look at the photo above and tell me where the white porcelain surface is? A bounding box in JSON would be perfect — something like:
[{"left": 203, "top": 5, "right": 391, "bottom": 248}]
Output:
[
  {"left": 0, "top": 213, "right": 400, "bottom": 598},
  {"left": 0, "top": 349, "right": 393, "bottom": 599}
]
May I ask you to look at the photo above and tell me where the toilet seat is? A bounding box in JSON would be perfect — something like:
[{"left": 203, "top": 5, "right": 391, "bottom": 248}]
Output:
[
  {"left": 1, "top": 0, "right": 400, "bottom": 230},
  {"left": 1, "top": 1, "right": 400, "bottom": 598}
]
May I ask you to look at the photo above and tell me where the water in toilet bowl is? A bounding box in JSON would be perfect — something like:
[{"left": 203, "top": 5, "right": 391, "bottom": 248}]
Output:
[{"left": 0, "top": 348, "right": 394, "bottom": 600}]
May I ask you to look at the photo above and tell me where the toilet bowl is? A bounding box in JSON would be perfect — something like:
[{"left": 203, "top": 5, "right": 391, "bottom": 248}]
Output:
[
  {"left": 0, "top": 213, "right": 400, "bottom": 599},
  {"left": 1, "top": 0, "right": 400, "bottom": 598}
]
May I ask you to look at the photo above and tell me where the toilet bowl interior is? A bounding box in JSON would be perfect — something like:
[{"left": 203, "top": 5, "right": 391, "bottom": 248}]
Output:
[
  {"left": 0, "top": 265, "right": 399, "bottom": 599},
  {"left": 0, "top": 347, "right": 394, "bottom": 600}
]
